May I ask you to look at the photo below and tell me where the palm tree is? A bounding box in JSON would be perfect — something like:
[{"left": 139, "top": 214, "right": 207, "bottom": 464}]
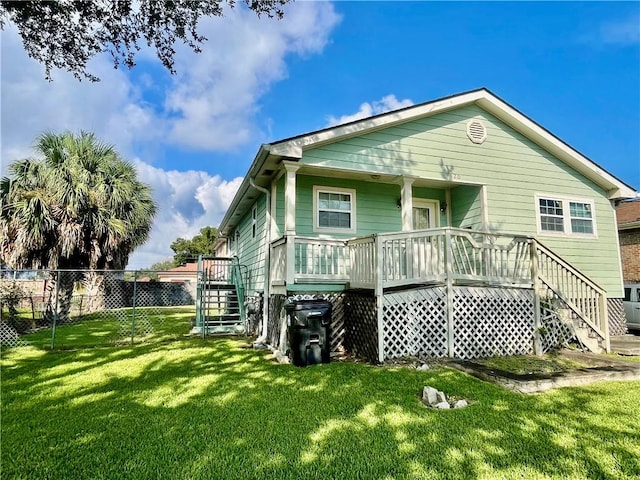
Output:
[{"left": 0, "top": 131, "right": 157, "bottom": 320}]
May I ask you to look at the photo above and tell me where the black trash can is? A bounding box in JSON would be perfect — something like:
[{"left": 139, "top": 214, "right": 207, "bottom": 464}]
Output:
[{"left": 285, "top": 299, "right": 332, "bottom": 367}]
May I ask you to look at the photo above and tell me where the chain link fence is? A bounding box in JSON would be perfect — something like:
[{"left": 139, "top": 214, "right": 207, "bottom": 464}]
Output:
[{"left": 0, "top": 269, "right": 197, "bottom": 349}]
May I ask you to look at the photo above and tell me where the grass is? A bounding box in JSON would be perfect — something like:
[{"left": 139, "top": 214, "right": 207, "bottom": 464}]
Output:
[
  {"left": 1, "top": 339, "right": 639, "bottom": 480},
  {"left": 473, "top": 354, "right": 590, "bottom": 375},
  {"left": 18, "top": 306, "right": 195, "bottom": 349}
]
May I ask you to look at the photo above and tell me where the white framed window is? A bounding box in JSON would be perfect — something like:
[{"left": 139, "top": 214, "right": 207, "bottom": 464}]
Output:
[
  {"left": 251, "top": 205, "right": 257, "bottom": 239},
  {"left": 535, "top": 195, "right": 596, "bottom": 237},
  {"left": 313, "top": 186, "right": 356, "bottom": 234}
]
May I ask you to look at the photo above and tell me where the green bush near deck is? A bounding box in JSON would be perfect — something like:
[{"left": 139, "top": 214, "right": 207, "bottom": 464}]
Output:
[{"left": 1, "top": 338, "right": 639, "bottom": 480}]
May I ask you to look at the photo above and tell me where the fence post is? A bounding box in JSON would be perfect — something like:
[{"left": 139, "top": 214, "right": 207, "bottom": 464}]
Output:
[
  {"left": 51, "top": 271, "right": 59, "bottom": 350},
  {"left": 131, "top": 271, "right": 138, "bottom": 344},
  {"left": 78, "top": 294, "right": 84, "bottom": 318},
  {"left": 30, "top": 294, "right": 36, "bottom": 325}
]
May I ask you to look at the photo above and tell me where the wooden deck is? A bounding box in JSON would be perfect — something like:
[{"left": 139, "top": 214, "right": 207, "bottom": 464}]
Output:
[{"left": 269, "top": 227, "right": 609, "bottom": 354}]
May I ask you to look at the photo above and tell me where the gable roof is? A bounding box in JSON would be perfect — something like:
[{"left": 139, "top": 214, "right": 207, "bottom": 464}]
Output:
[{"left": 219, "top": 88, "right": 637, "bottom": 236}]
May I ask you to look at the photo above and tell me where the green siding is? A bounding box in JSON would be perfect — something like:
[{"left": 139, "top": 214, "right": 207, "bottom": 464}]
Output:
[
  {"left": 232, "top": 195, "right": 267, "bottom": 293},
  {"left": 299, "top": 104, "right": 623, "bottom": 295},
  {"left": 295, "top": 175, "right": 402, "bottom": 237},
  {"left": 451, "top": 185, "right": 481, "bottom": 229}
]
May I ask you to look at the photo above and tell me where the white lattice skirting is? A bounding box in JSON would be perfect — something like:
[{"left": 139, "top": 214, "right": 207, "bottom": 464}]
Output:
[{"left": 383, "top": 286, "right": 535, "bottom": 360}]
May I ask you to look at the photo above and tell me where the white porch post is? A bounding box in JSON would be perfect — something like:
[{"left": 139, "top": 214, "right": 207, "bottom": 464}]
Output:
[
  {"left": 270, "top": 181, "right": 279, "bottom": 239},
  {"left": 283, "top": 162, "right": 300, "bottom": 236},
  {"left": 400, "top": 177, "right": 415, "bottom": 231},
  {"left": 283, "top": 162, "right": 300, "bottom": 286}
]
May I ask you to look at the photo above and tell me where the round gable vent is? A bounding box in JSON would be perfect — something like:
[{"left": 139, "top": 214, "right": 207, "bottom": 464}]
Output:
[{"left": 466, "top": 119, "right": 487, "bottom": 144}]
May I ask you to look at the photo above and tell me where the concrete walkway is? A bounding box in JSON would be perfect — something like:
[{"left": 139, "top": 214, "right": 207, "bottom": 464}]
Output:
[{"left": 610, "top": 333, "right": 640, "bottom": 355}]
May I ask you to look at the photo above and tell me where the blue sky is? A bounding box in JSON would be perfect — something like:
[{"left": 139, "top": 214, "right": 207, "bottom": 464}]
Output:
[{"left": 2, "top": 1, "right": 639, "bottom": 268}]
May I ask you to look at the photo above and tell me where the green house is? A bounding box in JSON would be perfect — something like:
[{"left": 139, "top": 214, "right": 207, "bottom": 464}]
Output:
[{"left": 215, "top": 88, "right": 636, "bottom": 361}]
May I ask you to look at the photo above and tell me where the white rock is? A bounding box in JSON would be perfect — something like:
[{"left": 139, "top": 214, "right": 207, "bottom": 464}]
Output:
[
  {"left": 422, "top": 386, "right": 438, "bottom": 406},
  {"left": 417, "top": 363, "right": 430, "bottom": 371},
  {"left": 453, "top": 399, "right": 469, "bottom": 409},
  {"left": 436, "top": 391, "right": 447, "bottom": 404},
  {"left": 434, "top": 401, "right": 450, "bottom": 409}
]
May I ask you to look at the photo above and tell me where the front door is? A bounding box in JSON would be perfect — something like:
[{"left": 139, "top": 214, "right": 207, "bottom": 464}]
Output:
[{"left": 412, "top": 199, "right": 439, "bottom": 230}]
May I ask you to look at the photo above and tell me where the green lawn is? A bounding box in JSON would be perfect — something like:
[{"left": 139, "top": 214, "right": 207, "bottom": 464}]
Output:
[
  {"left": 20, "top": 306, "right": 195, "bottom": 349},
  {"left": 2, "top": 339, "right": 639, "bottom": 480}
]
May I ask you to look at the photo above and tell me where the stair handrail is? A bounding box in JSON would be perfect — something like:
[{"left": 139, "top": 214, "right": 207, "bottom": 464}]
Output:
[
  {"left": 533, "top": 239, "right": 609, "bottom": 351},
  {"left": 230, "top": 256, "right": 247, "bottom": 325},
  {"left": 534, "top": 240, "right": 606, "bottom": 294},
  {"left": 537, "top": 274, "right": 605, "bottom": 339}
]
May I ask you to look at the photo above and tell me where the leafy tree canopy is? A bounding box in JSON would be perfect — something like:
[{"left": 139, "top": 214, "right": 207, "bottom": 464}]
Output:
[
  {"left": 0, "top": 131, "right": 157, "bottom": 270},
  {"left": 0, "top": 0, "right": 289, "bottom": 81},
  {"left": 147, "top": 259, "right": 177, "bottom": 272},
  {"left": 171, "top": 226, "right": 218, "bottom": 265}
]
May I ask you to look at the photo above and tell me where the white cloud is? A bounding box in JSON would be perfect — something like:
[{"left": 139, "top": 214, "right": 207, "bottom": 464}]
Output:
[
  {"left": 599, "top": 14, "right": 640, "bottom": 45},
  {"left": 1, "top": 3, "right": 340, "bottom": 268},
  {"left": 1, "top": 2, "right": 340, "bottom": 168},
  {"left": 0, "top": 25, "right": 161, "bottom": 173},
  {"left": 128, "top": 160, "right": 243, "bottom": 269},
  {"left": 165, "top": 2, "right": 341, "bottom": 150},
  {"left": 326, "top": 94, "right": 414, "bottom": 126}
]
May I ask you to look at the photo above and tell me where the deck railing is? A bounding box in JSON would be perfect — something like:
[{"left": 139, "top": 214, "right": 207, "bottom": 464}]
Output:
[
  {"left": 270, "top": 236, "right": 350, "bottom": 286},
  {"left": 270, "top": 237, "right": 287, "bottom": 286},
  {"left": 272, "top": 228, "right": 533, "bottom": 289},
  {"left": 269, "top": 228, "right": 609, "bottom": 351},
  {"left": 294, "top": 237, "right": 349, "bottom": 282},
  {"left": 534, "top": 241, "right": 608, "bottom": 345}
]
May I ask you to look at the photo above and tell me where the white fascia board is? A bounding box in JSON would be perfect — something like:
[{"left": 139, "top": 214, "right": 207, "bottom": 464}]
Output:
[
  {"left": 268, "top": 143, "right": 302, "bottom": 158},
  {"left": 273, "top": 90, "right": 486, "bottom": 151},
  {"left": 218, "top": 146, "right": 271, "bottom": 235}
]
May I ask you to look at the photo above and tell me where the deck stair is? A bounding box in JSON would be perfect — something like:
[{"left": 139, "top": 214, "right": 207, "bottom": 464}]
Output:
[
  {"left": 195, "top": 256, "right": 247, "bottom": 335},
  {"left": 534, "top": 241, "right": 609, "bottom": 353}
]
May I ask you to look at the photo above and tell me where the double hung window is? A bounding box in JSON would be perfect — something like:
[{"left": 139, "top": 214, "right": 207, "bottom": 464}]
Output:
[
  {"left": 536, "top": 196, "right": 595, "bottom": 236},
  {"left": 313, "top": 186, "right": 356, "bottom": 233}
]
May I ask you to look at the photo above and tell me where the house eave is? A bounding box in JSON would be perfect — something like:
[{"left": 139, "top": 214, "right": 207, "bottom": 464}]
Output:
[
  {"left": 618, "top": 221, "right": 640, "bottom": 231},
  {"left": 218, "top": 146, "right": 271, "bottom": 236}
]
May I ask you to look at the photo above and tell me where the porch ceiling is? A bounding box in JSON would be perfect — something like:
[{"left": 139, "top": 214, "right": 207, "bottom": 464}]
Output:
[{"left": 292, "top": 163, "right": 482, "bottom": 189}]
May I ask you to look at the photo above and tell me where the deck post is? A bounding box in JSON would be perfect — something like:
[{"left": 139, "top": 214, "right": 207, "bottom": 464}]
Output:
[
  {"left": 444, "top": 230, "right": 455, "bottom": 357},
  {"left": 285, "top": 236, "right": 295, "bottom": 286},
  {"left": 375, "top": 235, "right": 385, "bottom": 363},
  {"left": 600, "top": 295, "right": 610, "bottom": 353},
  {"left": 530, "top": 240, "right": 542, "bottom": 355}
]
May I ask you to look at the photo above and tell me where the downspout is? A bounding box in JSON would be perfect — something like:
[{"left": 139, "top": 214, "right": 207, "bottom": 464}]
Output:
[{"left": 249, "top": 176, "right": 271, "bottom": 343}]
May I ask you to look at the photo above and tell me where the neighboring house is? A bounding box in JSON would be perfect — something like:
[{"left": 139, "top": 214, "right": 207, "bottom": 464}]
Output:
[
  {"left": 157, "top": 263, "right": 199, "bottom": 283},
  {"left": 216, "top": 88, "right": 636, "bottom": 361},
  {"left": 617, "top": 199, "right": 640, "bottom": 283}
]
